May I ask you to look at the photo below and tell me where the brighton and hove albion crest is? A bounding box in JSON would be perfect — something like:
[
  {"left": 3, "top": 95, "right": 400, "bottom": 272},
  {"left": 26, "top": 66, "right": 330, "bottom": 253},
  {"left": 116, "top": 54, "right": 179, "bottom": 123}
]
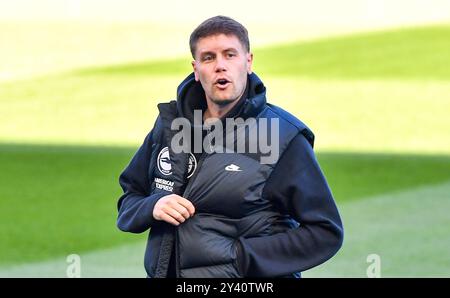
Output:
[
  {"left": 187, "top": 153, "right": 197, "bottom": 178},
  {"left": 157, "top": 147, "right": 172, "bottom": 176},
  {"left": 157, "top": 147, "right": 197, "bottom": 178}
]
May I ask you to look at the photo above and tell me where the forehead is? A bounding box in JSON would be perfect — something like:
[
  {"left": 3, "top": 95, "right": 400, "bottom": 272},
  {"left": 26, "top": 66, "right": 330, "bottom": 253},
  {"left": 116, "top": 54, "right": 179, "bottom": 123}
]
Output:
[{"left": 196, "top": 33, "right": 245, "bottom": 54}]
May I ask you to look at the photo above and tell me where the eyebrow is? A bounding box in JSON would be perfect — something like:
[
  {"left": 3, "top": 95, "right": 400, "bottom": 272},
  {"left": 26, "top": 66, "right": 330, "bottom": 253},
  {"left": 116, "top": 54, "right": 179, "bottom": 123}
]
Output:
[
  {"left": 222, "top": 47, "right": 238, "bottom": 53},
  {"left": 199, "top": 48, "right": 238, "bottom": 56}
]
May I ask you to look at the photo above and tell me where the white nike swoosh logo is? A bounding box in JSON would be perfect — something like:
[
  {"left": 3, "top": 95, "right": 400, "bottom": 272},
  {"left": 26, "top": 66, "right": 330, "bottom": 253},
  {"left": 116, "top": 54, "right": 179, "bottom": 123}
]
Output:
[{"left": 225, "top": 164, "right": 242, "bottom": 172}]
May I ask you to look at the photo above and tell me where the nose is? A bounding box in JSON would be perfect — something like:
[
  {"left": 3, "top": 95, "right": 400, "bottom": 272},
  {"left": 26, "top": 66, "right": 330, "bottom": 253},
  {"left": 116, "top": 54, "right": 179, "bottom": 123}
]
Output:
[{"left": 214, "top": 56, "right": 227, "bottom": 72}]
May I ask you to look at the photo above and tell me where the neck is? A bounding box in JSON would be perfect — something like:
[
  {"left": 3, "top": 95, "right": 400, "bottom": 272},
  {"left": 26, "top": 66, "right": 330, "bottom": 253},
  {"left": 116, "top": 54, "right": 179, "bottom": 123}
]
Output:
[
  {"left": 203, "top": 99, "right": 240, "bottom": 121},
  {"left": 203, "top": 80, "right": 248, "bottom": 122}
]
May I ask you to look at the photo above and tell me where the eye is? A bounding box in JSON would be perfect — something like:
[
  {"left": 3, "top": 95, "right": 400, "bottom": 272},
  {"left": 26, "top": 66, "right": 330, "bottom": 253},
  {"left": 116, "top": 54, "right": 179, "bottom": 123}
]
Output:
[
  {"left": 202, "top": 55, "right": 213, "bottom": 61},
  {"left": 227, "top": 52, "right": 236, "bottom": 58}
]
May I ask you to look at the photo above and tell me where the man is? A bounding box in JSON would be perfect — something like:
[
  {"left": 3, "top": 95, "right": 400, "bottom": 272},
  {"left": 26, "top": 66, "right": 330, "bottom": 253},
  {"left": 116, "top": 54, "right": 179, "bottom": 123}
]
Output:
[{"left": 117, "top": 16, "right": 343, "bottom": 278}]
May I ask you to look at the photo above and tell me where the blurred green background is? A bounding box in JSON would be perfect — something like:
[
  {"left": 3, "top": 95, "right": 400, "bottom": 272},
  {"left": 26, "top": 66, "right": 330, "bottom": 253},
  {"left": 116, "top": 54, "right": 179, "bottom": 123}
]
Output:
[{"left": 1, "top": 0, "right": 449, "bottom": 277}]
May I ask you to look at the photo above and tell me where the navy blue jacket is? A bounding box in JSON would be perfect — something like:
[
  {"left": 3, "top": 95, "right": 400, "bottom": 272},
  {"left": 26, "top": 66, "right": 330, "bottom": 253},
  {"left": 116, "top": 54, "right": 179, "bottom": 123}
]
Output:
[{"left": 117, "top": 72, "right": 343, "bottom": 277}]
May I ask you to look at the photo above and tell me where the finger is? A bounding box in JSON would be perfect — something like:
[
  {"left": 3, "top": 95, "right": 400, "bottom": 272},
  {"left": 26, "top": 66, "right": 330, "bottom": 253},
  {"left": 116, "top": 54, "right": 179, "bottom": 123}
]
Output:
[
  {"left": 159, "top": 213, "right": 180, "bottom": 226},
  {"left": 176, "top": 197, "right": 196, "bottom": 216},
  {"left": 162, "top": 206, "right": 186, "bottom": 223},
  {"left": 169, "top": 202, "right": 191, "bottom": 219}
]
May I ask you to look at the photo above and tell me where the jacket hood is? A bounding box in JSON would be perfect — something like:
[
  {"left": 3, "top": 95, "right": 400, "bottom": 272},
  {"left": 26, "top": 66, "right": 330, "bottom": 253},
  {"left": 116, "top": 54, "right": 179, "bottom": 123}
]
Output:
[{"left": 176, "top": 72, "right": 267, "bottom": 123}]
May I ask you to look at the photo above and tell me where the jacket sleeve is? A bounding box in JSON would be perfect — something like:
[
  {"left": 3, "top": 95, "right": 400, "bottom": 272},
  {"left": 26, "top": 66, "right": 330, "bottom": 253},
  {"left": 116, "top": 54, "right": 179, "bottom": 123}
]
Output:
[
  {"left": 116, "top": 126, "right": 166, "bottom": 234},
  {"left": 236, "top": 132, "right": 344, "bottom": 277}
]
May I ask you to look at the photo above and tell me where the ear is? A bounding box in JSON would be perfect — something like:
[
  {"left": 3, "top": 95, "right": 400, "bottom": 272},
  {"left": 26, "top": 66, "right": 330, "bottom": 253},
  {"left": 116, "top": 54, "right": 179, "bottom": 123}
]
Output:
[
  {"left": 246, "top": 52, "right": 254, "bottom": 74},
  {"left": 191, "top": 60, "right": 199, "bottom": 81}
]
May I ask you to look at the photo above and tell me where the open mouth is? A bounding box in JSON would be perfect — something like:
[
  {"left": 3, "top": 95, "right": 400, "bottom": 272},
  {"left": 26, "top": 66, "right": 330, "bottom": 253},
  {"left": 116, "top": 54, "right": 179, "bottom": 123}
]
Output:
[{"left": 215, "top": 78, "right": 231, "bottom": 89}]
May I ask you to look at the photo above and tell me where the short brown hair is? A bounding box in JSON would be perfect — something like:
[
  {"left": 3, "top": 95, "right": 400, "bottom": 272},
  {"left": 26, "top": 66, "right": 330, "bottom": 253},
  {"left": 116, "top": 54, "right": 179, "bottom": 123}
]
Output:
[{"left": 189, "top": 16, "right": 250, "bottom": 59}]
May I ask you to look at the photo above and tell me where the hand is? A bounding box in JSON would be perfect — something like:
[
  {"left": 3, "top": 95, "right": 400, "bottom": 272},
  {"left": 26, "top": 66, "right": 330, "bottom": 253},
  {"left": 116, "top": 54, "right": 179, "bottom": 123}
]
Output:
[{"left": 153, "top": 194, "right": 195, "bottom": 226}]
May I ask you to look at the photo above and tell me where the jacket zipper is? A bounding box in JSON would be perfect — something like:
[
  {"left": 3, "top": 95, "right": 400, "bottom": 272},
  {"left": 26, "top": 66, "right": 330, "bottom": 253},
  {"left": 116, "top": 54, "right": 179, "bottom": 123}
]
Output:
[{"left": 175, "top": 126, "right": 213, "bottom": 277}]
